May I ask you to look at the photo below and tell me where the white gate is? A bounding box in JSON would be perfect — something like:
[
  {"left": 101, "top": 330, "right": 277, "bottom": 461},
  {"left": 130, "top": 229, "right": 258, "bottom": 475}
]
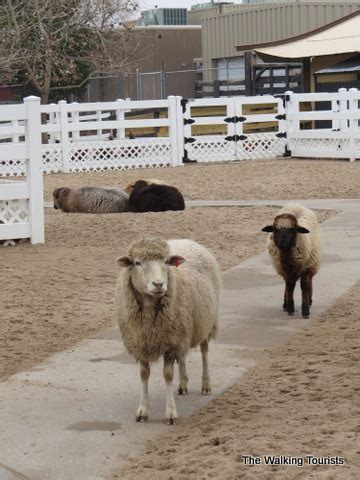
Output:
[
  {"left": 182, "top": 96, "right": 286, "bottom": 162},
  {"left": 285, "top": 89, "right": 360, "bottom": 162}
]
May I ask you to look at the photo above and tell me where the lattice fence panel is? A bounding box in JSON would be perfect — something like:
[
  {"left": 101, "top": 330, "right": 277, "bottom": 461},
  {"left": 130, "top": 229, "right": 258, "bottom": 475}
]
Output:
[
  {"left": 68, "top": 138, "right": 172, "bottom": 172},
  {"left": 42, "top": 144, "right": 63, "bottom": 174},
  {"left": 0, "top": 199, "right": 29, "bottom": 224},
  {"left": 0, "top": 158, "right": 27, "bottom": 177},
  {"left": 237, "top": 133, "right": 286, "bottom": 160},
  {"left": 290, "top": 138, "right": 351, "bottom": 158},
  {"left": 186, "top": 136, "right": 236, "bottom": 162}
]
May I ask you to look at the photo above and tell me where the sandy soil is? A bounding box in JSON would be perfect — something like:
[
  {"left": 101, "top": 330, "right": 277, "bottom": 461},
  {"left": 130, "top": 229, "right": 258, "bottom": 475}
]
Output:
[
  {"left": 2, "top": 204, "right": 301, "bottom": 381},
  {"left": 114, "top": 282, "right": 360, "bottom": 480},
  {"left": 42, "top": 159, "right": 360, "bottom": 202}
]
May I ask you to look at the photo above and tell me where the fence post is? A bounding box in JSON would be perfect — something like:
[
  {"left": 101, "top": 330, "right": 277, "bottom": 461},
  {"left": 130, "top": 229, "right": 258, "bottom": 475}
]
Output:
[
  {"left": 59, "top": 100, "right": 70, "bottom": 172},
  {"left": 24, "top": 96, "right": 44, "bottom": 244},
  {"left": 168, "top": 95, "right": 182, "bottom": 166},
  {"left": 175, "top": 96, "right": 184, "bottom": 166},
  {"left": 115, "top": 98, "right": 126, "bottom": 139},
  {"left": 71, "top": 102, "right": 80, "bottom": 142},
  {"left": 338, "top": 88, "right": 348, "bottom": 132},
  {"left": 284, "top": 91, "right": 295, "bottom": 155},
  {"left": 348, "top": 88, "right": 358, "bottom": 162}
]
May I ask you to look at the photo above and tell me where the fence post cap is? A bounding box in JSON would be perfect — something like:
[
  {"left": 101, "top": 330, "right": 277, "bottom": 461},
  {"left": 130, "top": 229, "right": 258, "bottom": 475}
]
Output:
[
  {"left": 59, "top": 100, "right": 67, "bottom": 104},
  {"left": 338, "top": 88, "right": 347, "bottom": 92},
  {"left": 284, "top": 90, "right": 294, "bottom": 95},
  {"left": 24, "top": 95, "right": 40, "bottom": 103},
  {"left": 348, "top": 88, "right": 358, "bottom": 92}
]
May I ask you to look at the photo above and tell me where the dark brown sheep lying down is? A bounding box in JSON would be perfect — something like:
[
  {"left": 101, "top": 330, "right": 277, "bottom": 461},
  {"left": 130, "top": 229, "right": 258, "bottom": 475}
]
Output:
[
  {"left": 53, "top": 186, "right": 130, "bottom": 213},
  {"left": 128, "top": 180, "right": 185, "bottom": 213}
]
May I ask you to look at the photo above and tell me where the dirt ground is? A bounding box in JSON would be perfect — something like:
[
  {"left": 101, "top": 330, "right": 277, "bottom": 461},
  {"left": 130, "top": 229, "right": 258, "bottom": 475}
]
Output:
[
  {"left": 2, "top": 204, "right": 298, "bottom": 381},
  {"left": 114, "top": 281, "right": 360, "bottom": 480},
  {"left": 42, "top": 159, "right": 360, "bottom": 202}
]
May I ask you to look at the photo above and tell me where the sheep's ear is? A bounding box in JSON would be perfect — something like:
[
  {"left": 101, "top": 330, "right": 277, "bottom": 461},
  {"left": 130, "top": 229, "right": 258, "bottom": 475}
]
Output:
[
  {"left": 167, "top": 255, "right": 185, "bottom": 267},
  {"left": 297, "top": 226, "right": 310, "bottom": 234},
  {"left": 116, "top": 256, "right": 133, "bottom": 267},
  {"left": 262, "top": 225, "right": 273, "bottom": 233}
]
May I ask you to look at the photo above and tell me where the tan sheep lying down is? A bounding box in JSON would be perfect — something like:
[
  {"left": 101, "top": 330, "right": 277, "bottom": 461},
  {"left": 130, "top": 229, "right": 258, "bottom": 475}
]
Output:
[
  {"left": 53, "top": 186, "right": 129, "bottom": 213},
  {"left": 115, "top": 238, "right": 221, "bottom": 424},
  {"left": 262, "top": 203, "right": 323, "bottom": 318}
]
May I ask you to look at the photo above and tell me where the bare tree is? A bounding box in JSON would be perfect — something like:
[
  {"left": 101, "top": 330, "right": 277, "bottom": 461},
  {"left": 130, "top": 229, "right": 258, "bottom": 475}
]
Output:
[{"left": 0, "top": 0, "right": 140, "bottom": 103}]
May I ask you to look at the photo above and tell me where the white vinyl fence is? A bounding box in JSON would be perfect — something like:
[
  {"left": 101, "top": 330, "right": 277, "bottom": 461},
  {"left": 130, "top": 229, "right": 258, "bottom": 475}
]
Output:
[
  {"left": 285, "top": 88, "right": 360, "bottom": 162},
  {"left": 0, "top": 97, "right": 44, "bottom": 244}
]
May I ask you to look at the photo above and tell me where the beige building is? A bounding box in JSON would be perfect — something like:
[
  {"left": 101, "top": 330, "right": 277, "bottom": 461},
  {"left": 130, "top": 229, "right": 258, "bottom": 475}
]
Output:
[{"left": 194, "top": 1, "right": 360, "bottom": 83}]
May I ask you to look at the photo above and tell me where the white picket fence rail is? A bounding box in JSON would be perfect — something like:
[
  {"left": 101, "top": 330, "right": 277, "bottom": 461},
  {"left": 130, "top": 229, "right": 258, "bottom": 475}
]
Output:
[{"left": 0, "top": 97, "right": 44, "bottom": 244}]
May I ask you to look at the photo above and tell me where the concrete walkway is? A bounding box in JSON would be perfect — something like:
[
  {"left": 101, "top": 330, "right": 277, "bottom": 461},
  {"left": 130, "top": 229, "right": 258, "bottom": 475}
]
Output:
[{"left": 0, "top": 199, "right": 359, "bottom": 480}]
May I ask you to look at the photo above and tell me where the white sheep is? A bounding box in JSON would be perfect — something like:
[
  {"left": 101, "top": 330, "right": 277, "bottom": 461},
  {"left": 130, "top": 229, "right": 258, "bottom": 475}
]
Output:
[
  {"left": 53, "top": 186, "right": 129, "bottom": 213},
  {"left": 262, "top": 203, "right": 323, "bottom": 318},
  {"left": 115, "top": 238, "right": 221, "bottom": 424}
]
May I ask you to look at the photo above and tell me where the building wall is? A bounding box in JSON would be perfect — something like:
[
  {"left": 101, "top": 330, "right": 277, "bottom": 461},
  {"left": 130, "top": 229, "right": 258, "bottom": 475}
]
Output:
[{"left": 310, "top": 53, "right": 357, "bottom": 91}]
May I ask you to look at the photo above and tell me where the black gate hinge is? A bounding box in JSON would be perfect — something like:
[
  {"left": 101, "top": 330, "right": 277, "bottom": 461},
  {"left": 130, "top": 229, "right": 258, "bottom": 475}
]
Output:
[
  {"left": 184, "top": 137, "right": 196, "bottom": 144},
  {"left": 276, "top": 132, "right": 287, "bottom": 138},
  {"left": 225, "top": 134, "right": 248, "bottom": 142},
  {"left": 181, "top": 99, "right": 189, "bottom": 114},
  {"left": 275, "top": 114, "right": 286, "bottom": 120},
  {"left": 184, "top": 118, "right": 195, "bottom": 125},
  {"left": 224, "top": 116, "right": 247, "bottom": 124}
]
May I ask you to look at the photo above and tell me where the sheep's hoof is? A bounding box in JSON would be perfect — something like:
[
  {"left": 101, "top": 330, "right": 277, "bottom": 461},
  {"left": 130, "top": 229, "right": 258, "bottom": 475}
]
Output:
[
  {"left": 136, "top": 415, "right": 148, "bottom": 423},
  {"left": 202, "top": 388, "right": 211, "bottom": 395},
  {"left": 166, "top": 417, "right": 177, "bottom": 425},
  {"left": 303, "top": 315, "right": 310, "bottom": 319},
  {"left": 287, "top": 311, "right": 294, "bottom": 316},
  {"left": 178, "top": 387, "right": 188, "bottom": 395}
]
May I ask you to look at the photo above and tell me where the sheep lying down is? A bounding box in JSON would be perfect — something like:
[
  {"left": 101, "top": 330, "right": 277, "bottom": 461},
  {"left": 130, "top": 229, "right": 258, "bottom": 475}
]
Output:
[
  {"left": 115, "top": 238, "right": 221, "bottom": 424},
  {"left": 53, "top": 186, "right": 129, "bottom": 213}
]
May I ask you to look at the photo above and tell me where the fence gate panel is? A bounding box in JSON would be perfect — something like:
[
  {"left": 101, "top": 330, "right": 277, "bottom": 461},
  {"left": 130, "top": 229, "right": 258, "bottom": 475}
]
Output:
[
  {"left": 234, "top": 96, "right": 287, "bottom": 160},
  {"left": 182, "top": 98, "right": 237, "bottom": 162},
  {"left": 183, "top": 96, "right": 286, "bottom": 162}
]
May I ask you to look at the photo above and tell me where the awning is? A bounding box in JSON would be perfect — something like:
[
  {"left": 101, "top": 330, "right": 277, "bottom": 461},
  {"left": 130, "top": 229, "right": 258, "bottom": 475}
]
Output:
[
  {"left": 236, "top": 11, "right": 360, "bottom": 60},
  {"left": 315, "top": 55, "right": 360, "bottom": 74}
]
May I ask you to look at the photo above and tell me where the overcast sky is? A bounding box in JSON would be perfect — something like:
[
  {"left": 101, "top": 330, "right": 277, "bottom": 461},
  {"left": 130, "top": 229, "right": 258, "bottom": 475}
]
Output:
[{"left": 139, "top": 0, "right": 243, "bottom": 11}]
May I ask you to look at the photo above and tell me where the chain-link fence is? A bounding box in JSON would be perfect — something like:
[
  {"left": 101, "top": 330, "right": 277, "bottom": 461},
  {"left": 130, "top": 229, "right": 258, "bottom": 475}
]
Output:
[{"left": 82, "top": 67, "right": 245, "bottom": 102}]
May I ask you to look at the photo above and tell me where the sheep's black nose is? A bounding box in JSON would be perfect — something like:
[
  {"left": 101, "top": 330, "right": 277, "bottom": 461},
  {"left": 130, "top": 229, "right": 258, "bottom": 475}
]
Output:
[{"left": 153, "top": 281, "right": 164, "bottom": 288}]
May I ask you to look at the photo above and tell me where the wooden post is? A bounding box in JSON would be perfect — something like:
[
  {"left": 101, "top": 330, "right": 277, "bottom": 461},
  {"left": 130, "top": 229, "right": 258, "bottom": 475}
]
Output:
[{"left": 244, "top": 51, "right": 252, "bottom": 96}]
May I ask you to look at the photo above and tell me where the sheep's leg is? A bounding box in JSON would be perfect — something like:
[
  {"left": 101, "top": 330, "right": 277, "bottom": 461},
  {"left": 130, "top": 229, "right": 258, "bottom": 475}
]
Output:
[
  {"left": 300, "top": 273, "right": 313, "bottom": 319},
  {"left": 285, "top": 278, "right": 296, "bottom": 316},
  {"left": 283, "top": 287, "right": 287, "bottom": 311},
  {"left": 163, "top": 354, "right": 178, "bottom": 424},
  {"left": 201, "top": 340, "right": 211, "bottom": 395},
  {"left": 178, "top": 357, "right": 188, "bottom": 395},
  {"left": 136, "top": 361, "right": 150, "bottom": 422}
]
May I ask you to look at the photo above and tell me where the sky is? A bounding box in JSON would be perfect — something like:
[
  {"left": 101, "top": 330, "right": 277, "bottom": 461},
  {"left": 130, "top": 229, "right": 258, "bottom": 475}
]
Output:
[{"left": 139, "top": 0, "right": 244, "bottom": 11}]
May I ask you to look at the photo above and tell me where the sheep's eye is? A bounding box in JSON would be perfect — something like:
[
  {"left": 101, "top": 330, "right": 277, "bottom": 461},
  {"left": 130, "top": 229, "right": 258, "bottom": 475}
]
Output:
[{"left": 135, "top": 261, "right": 142, "bottom": 266}]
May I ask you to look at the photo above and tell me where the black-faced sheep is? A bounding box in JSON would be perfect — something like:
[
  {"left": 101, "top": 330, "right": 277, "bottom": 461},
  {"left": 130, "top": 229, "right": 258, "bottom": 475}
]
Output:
[
  {"left": 53, "top": 186, "right": 129, "bottom": 213},
  {"left": 128, "top": 180, "right": 185, "bottom": 213},
  {"left": 262, "top": 203, "right": 323, "bottom": 318},
  {"left": 124, "top": 178, "right": 164, "bottom": 196},
  {"left": 115, "top": 238, "right": 220, "bottom": 424}
]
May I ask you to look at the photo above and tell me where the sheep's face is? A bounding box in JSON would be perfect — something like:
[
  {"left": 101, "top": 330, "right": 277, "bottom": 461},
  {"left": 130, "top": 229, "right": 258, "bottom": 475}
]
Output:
[
  {"left": 53, "top": 187, "right": 70, "bottom": 210},
  {"left": 262, "top": 213, "right": 309, "bottom": 251},
  {"left": 117, "top": 238, "right": 185, "bottom": 299},
  {"left": 117, "top": 256, "right": 185, "bottom": 298}
]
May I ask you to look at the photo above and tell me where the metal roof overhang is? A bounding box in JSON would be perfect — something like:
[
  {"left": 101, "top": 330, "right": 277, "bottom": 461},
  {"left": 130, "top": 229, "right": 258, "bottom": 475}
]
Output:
[{"left": 315, "top": 55, "right": 360, "bottom": 75}]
